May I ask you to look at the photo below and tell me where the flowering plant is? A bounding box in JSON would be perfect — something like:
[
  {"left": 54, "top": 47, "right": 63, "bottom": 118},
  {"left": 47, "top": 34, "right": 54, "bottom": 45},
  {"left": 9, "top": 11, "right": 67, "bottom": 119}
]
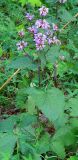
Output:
[
  {"left": 16, "top": 6, "right": 61, "bottom": 52},
  {"left": 1, "top": 0, "right": 78, "bottom": 159}
]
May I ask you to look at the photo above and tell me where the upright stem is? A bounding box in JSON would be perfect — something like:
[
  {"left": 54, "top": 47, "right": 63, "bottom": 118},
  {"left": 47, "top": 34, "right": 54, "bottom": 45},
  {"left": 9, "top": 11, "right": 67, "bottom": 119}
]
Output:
[
  {"left": 38, "top": 58, "right": 41, "bottom": 87},
  {"left": 53, "top": 63, "right": 58, "bottom": 87}
]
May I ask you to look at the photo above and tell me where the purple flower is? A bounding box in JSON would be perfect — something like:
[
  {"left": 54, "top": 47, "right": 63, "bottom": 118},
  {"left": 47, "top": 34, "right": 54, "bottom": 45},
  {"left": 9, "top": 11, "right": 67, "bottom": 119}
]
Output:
[
  {"left": 35, "top": 19, "right": 50, "bottom": 29},
  {"left": 42, "top": 19, "right": 50, "bottom": 29},
  {"left": 35, "top": 19, "right": 42, "bottom": 28},
  {"left": 18, "top": 29, "right": 25, "bottom": 37},
  {"left": 34, "top": 33, "right": 47, "bottom": 42},
  {"left": 25, "top": 13, "right": 34, "bottom": 21},
  {"left": 39, "top": 6, "right": 49, "bottom": 16},
  {"left": 34, "top": 33, "right": 47, "bottom": 50},
  {"left": 47, "top": 38, "right": 53, "bottom": 45},
  {"left": 52, "top": 23, "right": 58, "bottom": 31},
  {"left": 36, "top": 43, "right": 45, "bottom": 51},
  {"left": 46, "top": 30, "right": 53, "bottom": 36},
  {"left": 28, "top": 26, "right": 38, "bottom": 34},
  {"left": 16, "top": 41, "right": 27, "bottom": 51}
]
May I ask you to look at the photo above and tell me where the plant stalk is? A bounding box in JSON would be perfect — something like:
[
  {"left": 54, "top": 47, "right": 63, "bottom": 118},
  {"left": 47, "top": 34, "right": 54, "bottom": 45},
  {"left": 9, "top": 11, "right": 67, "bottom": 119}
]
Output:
[{"left": 0, "top": 69, "right": 20, "bottom": 91}]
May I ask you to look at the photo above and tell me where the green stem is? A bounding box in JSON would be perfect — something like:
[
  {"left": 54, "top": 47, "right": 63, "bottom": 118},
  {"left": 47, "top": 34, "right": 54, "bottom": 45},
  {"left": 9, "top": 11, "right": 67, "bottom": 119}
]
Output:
[
  {"left": 38, "top": 58, "right": 41, "bottom": 87},
  {"left": 17, "top": 139, "right": 20, "bottom": 160},
  {"left": 53, "top": 63, "right": 58, "bottom": 87}
]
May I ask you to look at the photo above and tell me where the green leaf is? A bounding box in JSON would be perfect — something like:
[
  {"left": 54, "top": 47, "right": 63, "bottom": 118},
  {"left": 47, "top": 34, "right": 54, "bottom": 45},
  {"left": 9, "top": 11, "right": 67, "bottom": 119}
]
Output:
[
  {"left": 28, "top": 0, "right": 42, "bottom": 6},
  {"left": 35, "top": 133, "right": 50, "bottom": 154},
  {"left": 57, "top": 62, "right": 68, "bottom": 77},
  {"left": 0, "top": 47, "right": 2, "bottom": 57},
  {"left": 0, "top": 134, "right": 17, "bottom": 159},
  {"left": 19, "top": 0, "right": 41, "bottom": 6},
  {"left": 26, "top": 96, "right": 36, "bottom": 115},
  {"left": 66, "top": 97, "right": 78, "bottom": 117},
  {"left": 46, "top": 46, "right": 60, "bottom": 63},
  {"left": 67, "top": 156, "right": 78, "bottom": 160},
  {"left": 58, "top": 8, "right": 75, "bottom": 22},
  {"left": 26, "top": 87, "right": 65, "bottom": 122},
  {"left": 0, "top": 115, "right": 18, "bottom": 133},
  {"left": 19, "top": 0, "right": 27, "bottom": 6},
  {"left": 52, "top": 126, "right": 76, "bottom": 147},
  {"left": 8, "top": 57, "right": 37, "bottom": 71},
  {"left": 51, "top": 141, "right": 65, "bottom": 159},
  {"left": 19, "top": 113, "right": 37, "bottom": 128},
  {"left": 69, "top": 118, "right": 78, "bottom": 128}
]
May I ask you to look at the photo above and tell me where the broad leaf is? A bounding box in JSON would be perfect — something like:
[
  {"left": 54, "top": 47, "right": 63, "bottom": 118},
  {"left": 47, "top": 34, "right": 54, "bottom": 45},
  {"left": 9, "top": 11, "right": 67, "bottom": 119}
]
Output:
[
  {"left": 8, "top": 57, "right": 37, "bottom": 71},
  {"left": 66, "top": 97, "right": 78, "bottom": 117},
  {"left": 51, "top": 141, "right": 65, "bottom": 159},
  {"left": 26, "top": 87, "right": 65, "bottom": 122},
  {"left": 52, "top": 126, "right": 76, "bottom": 147},
  {"left": 35, "top": 133, "right": 50, "bottom": 154},
  {"left": 0, "top": 115, "right": 18, "bottom": 133},
  {"left": 46, "top": 46, "right": 60, "bottom": 63},
  {"left": 0, "top": 134, "right": 17, "bottom": 159},
  {"left": 26, "top": 96, "right": 36, "bottom": 115}
]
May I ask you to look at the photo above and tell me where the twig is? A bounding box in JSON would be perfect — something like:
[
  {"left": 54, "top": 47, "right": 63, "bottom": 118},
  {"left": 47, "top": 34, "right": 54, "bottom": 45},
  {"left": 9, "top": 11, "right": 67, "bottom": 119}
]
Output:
[
  {"left": 0, "top": 69, "right": 20, "bottom": 91},
  {"left": 61, "top": 12, "right": 78, "bottom": 31}
]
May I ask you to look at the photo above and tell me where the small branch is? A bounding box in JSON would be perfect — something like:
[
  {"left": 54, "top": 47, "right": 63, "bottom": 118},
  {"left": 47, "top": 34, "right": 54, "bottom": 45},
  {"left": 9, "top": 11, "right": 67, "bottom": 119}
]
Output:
[
  {"left": 61, "top": 12, "right": 78, "bottom": 31},
  {"left": 0, "top": 69, "right": 20, "bottom": 91}
]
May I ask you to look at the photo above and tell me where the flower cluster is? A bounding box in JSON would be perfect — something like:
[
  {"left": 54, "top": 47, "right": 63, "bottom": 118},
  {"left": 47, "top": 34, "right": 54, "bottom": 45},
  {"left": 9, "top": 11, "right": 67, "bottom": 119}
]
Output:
[
  {"left": 47, "top": 36, "right": 61, "bottom": 45},
  {"left": 35, "top": 19, "right": 50, "bottom": 29},
  {"left": 34, "top": 33, "right": 47, "bottom": 50},
  {"left": 16, "top": 41, "right": 27, "bottom": 51},
  {"left": 28, "top": 26, "right": 37, "bottom": 34},
  {"left": 16, "top": 5, "right": 61, "bottom": 51},
  {"left": 39, "top": 6, "right": 48, "bottom": 16}
]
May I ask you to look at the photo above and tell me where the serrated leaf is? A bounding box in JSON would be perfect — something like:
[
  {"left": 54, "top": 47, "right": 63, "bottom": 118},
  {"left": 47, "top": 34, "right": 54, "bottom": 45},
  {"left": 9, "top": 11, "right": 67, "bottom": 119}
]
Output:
[
  {"left": 8, "top": 57, "right": 37, "bottom": 71},
  {"left": 26, "top": 87, "right": 65, "bottom": 122}
]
